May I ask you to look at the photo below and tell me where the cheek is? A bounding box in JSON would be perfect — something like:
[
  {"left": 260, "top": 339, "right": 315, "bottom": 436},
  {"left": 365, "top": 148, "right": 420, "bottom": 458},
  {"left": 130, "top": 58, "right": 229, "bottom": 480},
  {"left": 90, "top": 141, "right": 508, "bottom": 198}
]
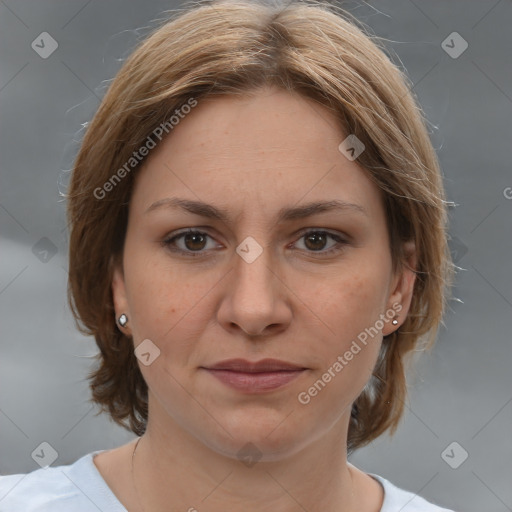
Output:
[
  {"left": 122, "top": 243, "right": 223, "bottom": 360},
  {"left": 305, "top": 260, "right": 391, "bottom": 343},
  {"left": 294, "top": 256, "right": 391, "bottom": 401},
  {"left": 128, "top": 276, "right": 207, "bottom": 345},
  {"left": 122, "top": 241, "right": 179, "bottom": 337},
  {"left": 295, "top": 272, "right": 387, "bottom": 418}
]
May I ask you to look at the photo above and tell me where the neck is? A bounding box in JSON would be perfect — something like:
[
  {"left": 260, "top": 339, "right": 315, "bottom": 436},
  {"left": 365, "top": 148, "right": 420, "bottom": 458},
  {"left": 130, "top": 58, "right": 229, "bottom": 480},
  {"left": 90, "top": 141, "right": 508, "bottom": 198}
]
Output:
[{"left": 131, "top": 401, "right": 360, "bottom": 512}]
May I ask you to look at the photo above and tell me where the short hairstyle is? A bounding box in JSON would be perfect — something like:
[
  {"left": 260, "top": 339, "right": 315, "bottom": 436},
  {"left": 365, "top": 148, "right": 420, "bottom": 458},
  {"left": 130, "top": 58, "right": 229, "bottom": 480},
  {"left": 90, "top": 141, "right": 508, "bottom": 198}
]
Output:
[{"left": 67, "top": 0, "right": 453, "bottom": 454}]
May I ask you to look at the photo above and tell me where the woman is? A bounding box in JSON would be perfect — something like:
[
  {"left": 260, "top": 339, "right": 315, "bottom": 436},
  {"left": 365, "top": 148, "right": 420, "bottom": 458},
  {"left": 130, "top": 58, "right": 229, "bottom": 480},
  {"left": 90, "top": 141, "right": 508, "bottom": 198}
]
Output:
[{"left": 0, "top": 0, "right": 456, "bottom": 510}]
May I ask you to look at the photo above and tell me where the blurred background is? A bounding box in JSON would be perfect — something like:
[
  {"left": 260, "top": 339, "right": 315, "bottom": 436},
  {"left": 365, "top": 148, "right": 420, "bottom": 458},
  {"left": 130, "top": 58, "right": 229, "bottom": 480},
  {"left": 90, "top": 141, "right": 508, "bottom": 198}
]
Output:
[{"left": 1, "top": 1, "right": 511, "bottom": 511}]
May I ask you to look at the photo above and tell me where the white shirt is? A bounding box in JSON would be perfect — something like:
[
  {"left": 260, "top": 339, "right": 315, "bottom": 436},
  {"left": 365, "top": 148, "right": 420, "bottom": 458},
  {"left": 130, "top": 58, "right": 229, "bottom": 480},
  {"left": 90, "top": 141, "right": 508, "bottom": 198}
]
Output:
[{"left": 0, "top": 450, "right": 456, "bottom": 511}]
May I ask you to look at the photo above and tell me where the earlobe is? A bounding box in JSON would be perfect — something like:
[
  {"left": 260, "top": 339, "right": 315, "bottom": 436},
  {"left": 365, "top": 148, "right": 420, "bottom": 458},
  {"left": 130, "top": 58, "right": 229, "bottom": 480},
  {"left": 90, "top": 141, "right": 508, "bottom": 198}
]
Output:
[{"left": 383, "top": 241, "right": 417, "bottom": 335}]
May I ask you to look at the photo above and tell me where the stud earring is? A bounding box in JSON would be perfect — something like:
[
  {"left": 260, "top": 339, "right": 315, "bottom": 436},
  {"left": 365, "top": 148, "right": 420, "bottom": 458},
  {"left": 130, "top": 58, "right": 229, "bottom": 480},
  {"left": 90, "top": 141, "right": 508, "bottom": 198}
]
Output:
[
  {"left": 118, "top": 314, "right": 128, "bottom": 327},
  {"left": 392, "top": 317, "right": 399, "bottom": 326}
]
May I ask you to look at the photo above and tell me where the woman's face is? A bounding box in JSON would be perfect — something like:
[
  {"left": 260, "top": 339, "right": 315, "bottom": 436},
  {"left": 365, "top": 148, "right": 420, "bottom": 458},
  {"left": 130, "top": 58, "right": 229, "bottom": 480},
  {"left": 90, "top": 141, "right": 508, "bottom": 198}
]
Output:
[{"left": 112, "top": 86, "right": 415, "bottom": 460}]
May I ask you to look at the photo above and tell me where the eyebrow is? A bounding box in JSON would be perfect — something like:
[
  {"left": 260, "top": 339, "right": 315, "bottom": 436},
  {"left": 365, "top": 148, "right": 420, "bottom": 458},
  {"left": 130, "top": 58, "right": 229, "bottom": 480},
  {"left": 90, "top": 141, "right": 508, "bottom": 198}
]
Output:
[{"left": 144, "top": 197, "right": 368, "bottom": 222}]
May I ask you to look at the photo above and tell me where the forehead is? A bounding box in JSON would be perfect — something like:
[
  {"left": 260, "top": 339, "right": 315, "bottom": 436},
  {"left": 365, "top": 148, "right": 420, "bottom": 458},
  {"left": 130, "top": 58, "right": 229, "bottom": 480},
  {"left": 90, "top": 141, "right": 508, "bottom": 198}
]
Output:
[
  {"left": 162, "top": 87, "right": 345, "bottom": 169},
  {"left": 130, "top": 87, "right": 384, "bottom": 223}
]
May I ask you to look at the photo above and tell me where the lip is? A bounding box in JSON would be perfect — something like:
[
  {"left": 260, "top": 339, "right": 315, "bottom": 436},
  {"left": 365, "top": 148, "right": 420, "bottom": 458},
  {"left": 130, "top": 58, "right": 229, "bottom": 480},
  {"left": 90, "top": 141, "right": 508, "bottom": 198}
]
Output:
[
  {"left": 201, "top": 358, "right": 307, "bottom": 393},
  {"left": 205, "top": 358, "right": 305, "bottom": 372}
]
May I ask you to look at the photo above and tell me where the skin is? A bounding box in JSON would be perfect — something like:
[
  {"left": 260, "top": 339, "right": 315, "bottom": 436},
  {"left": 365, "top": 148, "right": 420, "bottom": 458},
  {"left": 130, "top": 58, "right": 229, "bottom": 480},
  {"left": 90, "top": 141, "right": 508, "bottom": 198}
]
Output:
[{"left": 95, "top": 85, "right": 416, "bottom": 512}]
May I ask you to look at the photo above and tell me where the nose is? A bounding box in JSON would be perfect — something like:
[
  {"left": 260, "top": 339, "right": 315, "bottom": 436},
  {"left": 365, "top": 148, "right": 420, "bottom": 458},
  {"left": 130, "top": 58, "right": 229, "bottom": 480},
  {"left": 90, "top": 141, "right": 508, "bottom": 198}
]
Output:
[{"left": 216, "top": 243, "right": 292, "bottom": 338}]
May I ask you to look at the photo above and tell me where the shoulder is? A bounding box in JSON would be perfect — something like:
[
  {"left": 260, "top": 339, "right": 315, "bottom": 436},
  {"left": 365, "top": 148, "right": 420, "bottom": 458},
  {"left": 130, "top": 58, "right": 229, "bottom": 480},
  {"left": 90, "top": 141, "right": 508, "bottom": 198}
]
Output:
[
  {"left": 0, "top": 461, "right": 86, "bottom": 512},
  {"left": 369, "top": 472, "right": 457, "bottom": 512},
  {"left": 0, "top": 451, "right": 125, "bottom": 512}
]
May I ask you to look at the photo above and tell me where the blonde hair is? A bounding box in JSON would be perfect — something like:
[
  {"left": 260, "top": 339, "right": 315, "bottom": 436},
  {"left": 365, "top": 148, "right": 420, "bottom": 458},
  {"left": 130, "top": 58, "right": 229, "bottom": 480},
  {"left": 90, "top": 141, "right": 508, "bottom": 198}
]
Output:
[{"left": 67, "top": 0, "right": 453, "bottom": 453}]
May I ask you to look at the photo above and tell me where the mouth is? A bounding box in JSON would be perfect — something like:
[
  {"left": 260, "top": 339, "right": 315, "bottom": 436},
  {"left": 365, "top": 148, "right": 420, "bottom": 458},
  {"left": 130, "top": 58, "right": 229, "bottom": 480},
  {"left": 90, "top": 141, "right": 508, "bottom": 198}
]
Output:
[{"left": 200, "top": 358, "right": 308, "bottom": 393}]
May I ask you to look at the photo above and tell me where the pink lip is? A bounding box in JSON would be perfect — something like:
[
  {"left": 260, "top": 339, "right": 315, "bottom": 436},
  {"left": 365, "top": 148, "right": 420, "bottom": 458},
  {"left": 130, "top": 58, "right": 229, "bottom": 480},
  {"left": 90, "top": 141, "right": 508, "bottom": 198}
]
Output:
[{"left": 201, "top": 358, "right": 307, "bottom": 393}]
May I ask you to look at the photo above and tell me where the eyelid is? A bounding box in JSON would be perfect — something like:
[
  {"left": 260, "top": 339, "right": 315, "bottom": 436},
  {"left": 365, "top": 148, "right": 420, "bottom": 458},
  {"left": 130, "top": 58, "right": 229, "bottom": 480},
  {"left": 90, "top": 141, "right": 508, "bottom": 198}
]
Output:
[
  {"left": 162, "top": 227, "right": 350, "bottom": 256},
  {"left": 292, "top": 227, "right": 349, "bottom": 243},
  {"left": 162, "top": 228, "right": 221, "bottom": 257},
  {"left": 290, "top": 228, "right": 349, "bottom": 255}
]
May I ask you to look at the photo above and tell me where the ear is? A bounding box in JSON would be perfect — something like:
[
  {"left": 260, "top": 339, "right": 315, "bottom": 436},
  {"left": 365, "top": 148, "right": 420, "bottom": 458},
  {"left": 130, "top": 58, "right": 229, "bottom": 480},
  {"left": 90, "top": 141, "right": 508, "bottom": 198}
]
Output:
[
  {"left": 382, "top": 241, "right": 417, "bottom": 336},
  {"left": 111, "top": 257, "right": 132, "bottom": 337}
]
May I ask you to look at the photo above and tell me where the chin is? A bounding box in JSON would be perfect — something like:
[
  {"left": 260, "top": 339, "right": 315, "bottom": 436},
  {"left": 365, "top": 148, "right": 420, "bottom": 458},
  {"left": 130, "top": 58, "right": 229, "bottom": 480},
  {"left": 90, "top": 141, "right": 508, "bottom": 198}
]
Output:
[{"left": 200, "top": 407, "right": 314, "bottom": 463}]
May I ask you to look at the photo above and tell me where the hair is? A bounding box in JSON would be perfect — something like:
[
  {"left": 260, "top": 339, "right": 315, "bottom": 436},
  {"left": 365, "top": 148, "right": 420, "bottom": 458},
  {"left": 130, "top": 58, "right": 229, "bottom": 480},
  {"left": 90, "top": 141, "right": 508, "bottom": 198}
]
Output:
[{"left": 67, "top": 0, "right": 453, "bottom": 454}]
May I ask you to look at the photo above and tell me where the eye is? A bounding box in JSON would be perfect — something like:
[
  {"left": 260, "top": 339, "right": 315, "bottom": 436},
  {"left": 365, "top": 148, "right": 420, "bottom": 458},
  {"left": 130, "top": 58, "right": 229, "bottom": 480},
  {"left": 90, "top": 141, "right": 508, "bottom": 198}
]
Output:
[
  {"left": 162, "top": 229, "right": 219, "bottom": 256},
  {"left": 162, "top": 228, "right": 348, "bottom": 258},
  {"left": 292, "top": 230, "right": 348, "bottom": 255}
]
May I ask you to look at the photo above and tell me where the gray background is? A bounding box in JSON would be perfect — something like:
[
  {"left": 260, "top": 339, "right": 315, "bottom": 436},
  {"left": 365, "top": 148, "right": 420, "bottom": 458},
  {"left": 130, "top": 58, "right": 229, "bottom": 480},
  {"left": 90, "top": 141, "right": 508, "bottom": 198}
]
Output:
[{"left": 1, "top": 1, "right": 511, "bottom": 511}]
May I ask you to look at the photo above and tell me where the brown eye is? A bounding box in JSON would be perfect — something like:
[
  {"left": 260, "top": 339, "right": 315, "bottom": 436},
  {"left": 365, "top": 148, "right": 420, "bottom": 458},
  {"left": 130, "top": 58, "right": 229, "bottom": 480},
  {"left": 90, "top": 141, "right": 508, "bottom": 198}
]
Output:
[
  {"left": 163, "top": 229, "right": 218, "bottom": 256},
  {"left": 304, "top": 232, "right": 328, "bottom": 251},
  {"left": 182, "top": 232, "right": 207, "bottom": 251},
  {"left": 294, "top": 230, "right": 347, "bottom": 256}
]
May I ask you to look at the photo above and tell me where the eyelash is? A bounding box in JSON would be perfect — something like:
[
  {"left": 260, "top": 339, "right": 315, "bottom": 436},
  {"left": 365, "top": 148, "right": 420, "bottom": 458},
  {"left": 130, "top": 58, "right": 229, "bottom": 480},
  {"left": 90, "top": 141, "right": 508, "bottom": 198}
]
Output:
[{"left": 162, "top": 228, "right": 348, "bottom": 258}]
